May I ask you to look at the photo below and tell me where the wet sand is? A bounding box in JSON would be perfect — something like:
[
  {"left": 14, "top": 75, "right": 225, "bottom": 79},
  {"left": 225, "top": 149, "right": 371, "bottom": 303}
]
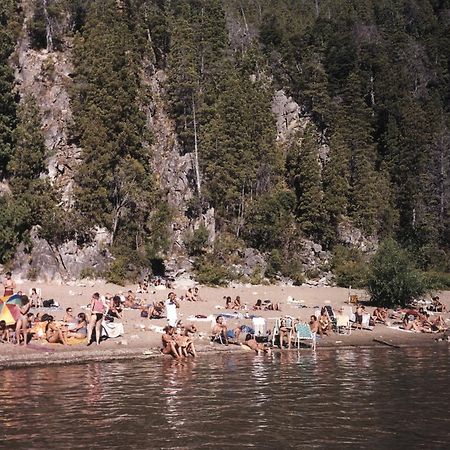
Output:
[{"left": 1, "top": 281, "right": 449, "bottom": 369}]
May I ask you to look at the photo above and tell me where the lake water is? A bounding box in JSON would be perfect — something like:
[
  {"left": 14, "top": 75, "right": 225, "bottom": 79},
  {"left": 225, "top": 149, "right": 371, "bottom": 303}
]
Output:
[{"left": 1, "top": 347, "right": 449, "bottom": 449}]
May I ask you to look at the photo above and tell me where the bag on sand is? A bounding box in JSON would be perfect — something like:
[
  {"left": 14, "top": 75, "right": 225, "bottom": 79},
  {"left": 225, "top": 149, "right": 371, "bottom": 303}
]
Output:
[{"left": 43, "top": 299, "right": 55, "bottom": 308}]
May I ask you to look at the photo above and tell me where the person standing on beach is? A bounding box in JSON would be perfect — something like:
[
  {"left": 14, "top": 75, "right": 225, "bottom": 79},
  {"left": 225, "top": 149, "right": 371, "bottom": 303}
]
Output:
[
  {"left": 3, "top": 272, "right": 16, "bottom": 296},
  {"left": 86, "top": 292, "right": 105, "bottom": 345},
  {"left": 165, "top": 292, "right": 180, "bottom": 327}
]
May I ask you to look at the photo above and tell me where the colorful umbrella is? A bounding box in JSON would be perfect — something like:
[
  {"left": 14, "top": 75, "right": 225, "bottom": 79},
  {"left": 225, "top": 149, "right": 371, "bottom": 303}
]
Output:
[
  {"left": 0, "top": 303, "right": 21, "bottom": 326},
  {"left": 5, "top": 294, "right": 23, "bottom": 306},
  {"left": 0, "top": 293, "right": 21, "bottom": 304}
]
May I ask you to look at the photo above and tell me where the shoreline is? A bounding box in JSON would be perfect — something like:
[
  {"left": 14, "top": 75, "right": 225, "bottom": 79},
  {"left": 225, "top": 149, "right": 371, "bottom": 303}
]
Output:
[
  {"left": 1, "top": 282, "right": 449, "bottom": 370},
  {"left": 1, "top": 334, "right": 448, "bottom": 370}
]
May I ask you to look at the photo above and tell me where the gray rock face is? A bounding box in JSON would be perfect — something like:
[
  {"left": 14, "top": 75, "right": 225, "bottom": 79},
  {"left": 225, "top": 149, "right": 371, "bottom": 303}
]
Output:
[
  {"left": 12, "top": 226, "right": 112, "bottom": 283},
  {"left": 337, "top": 220, "right": 378, "bottom": 253},
  {"left": 13, "top": 3, "right": 80, "bottom": 205},
  {"left": 272, "top": 90, "right": 309, "bottom": 143},
  {"left": 145, "top": 69, "right": 197, "bottom": 253}
]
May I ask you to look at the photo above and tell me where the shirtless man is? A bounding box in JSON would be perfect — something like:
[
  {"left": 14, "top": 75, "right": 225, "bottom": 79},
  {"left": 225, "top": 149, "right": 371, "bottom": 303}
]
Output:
[
  {"left": 212, "top": 316, "right": 228, "bottom": 345},
  {"left": 243, "top": 334, "right": 272, "bottom": 355},
  {"left": 175, "top": 324, "right": 197, "bottom": 357},
  {"left": 161, "top": 326, "right": 181, "bottom": 359},
  {"left": 309, "top": 315, "right": 323, "bottom": 337},
  {"left": 3, "top": 272, "right": 15, "bottom": 296}
]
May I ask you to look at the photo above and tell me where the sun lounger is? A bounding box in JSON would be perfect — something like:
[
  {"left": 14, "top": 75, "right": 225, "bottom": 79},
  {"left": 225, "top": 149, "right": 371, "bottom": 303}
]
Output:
[
  {"left": 293, "top": 323, "right": 316, "bottom": 351},
  {"left": 336, "top": 314, "right": 351, "bottom": 335}
]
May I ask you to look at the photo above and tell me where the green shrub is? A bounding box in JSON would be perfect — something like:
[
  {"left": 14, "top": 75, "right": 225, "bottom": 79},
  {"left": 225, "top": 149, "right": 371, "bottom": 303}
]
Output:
[
  {"left": 425, "top": 271, "right": 450, "bottom": 290},
  {"left": 367, "top": 239, "right": 429, "bottom": 308},
  {"left": 331, "top": 245, "right": 368, "bottom": 288},
  {"left": 194, "top": 255, "right": 229, "bottom": 286},
  {"left": 79, "top": 267, "right": 97, "bottom": 280},
  {"left": 27, "top": 267, "right": 39, "bottom": 281},
  {"left": 184, "top": 225, "right": 210, "bottom": 256}
]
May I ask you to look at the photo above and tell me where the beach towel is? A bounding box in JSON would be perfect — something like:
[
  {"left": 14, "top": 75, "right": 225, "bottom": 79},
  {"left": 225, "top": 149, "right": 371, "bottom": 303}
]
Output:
[{"left": 101, "top": 321, "right": 124, "bottom": 338}]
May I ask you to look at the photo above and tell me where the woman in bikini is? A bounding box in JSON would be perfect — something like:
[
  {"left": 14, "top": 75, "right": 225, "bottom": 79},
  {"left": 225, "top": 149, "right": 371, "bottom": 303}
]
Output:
[
  {"left": 86, "top": 292, "right": 106, "bottom": 346},
  {"left": 44, "top": 315, "right": 69, "bottom": 345},
  {"left": 15, "top": 295, "right": 31, "bottom": 346}
]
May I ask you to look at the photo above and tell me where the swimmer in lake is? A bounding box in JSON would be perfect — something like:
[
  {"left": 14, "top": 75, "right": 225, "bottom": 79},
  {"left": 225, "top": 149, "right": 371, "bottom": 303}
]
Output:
[{"left": 244, "top": 334, "right": 272, "bottom": 355}]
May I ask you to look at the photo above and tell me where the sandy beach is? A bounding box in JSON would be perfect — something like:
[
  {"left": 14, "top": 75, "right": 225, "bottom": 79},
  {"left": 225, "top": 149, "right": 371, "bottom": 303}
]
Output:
[{"left": 1, "top": 280, "right": 449, "bottom": 369}]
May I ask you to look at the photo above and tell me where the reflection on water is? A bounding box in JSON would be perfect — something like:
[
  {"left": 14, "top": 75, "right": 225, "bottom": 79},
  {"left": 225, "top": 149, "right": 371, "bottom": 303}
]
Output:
[{"left": 1, "top": 347, "right": 449, "bottom": 449}]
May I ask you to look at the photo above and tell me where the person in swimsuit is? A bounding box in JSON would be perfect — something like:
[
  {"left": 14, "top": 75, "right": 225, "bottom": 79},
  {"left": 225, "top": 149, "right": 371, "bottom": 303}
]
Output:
[
  {"left": 161, "top": 326, "right": 181, "bottom": 359},
  {"left": 15, "top": 295, "right": 31, "bottom": 345},
  {"left": 63, "top": 307, "right": 75, "bottom": 323},
  {"left": 43, "top": 315, "right": 69, "bottom": 345},
  {"left": 30, "top": 288, "right": 42, "bottom": 308},
  {"left": 243, "top": 334, "right": 272, "bottom": 355},
  {"left": 67, "top": 313, "right": 88, "bottom": 339},
  {"left": 3, "top": 272, "right": 15, "bottom": 296},
  {"left": 86, "top": 292, "right": 105, "bottom": 345}
]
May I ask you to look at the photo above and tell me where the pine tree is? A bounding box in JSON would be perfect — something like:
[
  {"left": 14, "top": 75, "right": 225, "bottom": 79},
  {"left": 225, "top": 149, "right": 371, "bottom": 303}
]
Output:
[{"left": 287, "top": 124, "right": 325, "bottom": 239}]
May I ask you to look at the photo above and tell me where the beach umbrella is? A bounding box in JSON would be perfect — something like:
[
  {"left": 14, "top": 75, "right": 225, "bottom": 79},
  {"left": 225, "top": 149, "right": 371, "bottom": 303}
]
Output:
[
  {"left": 0, "top": 293, "right": 21, "bottom": 304},
  {"left": 0, "top": 303, "right": 20, "bottom": 326},
  {"left": 5, "top": 294, "right": 23, "bottom": 306}
]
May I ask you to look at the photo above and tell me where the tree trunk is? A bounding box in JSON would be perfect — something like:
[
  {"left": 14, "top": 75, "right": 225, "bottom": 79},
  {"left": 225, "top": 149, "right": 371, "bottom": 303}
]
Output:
[
  {"left": 192, "top": 97, "right": 202, "bottom": 196},
  {"left": 42, "top": 0, "right": 53, "bottom": 52}
]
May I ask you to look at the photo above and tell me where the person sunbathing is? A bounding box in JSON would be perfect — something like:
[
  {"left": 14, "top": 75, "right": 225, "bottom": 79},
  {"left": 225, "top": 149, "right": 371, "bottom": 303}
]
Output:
[
  {"left": 233, "top": 296, "right": 242, "bottom": 310},
  {"left": 30, "top": 288, "right": 42, "bottom": 308},
  {"left": 278, "top": 318, "right": 293, "bottom": 349},
  {"left": 372, "top": 307, "right": 388, "bottom": 324},
  {"left": 144, "top": 301, "right": 165, "bottom": 319},
  {"left": 66, "top": 313, "right": 88, "bottom": 339},
  {"left": 243, "top": 334, "right": 272, "bottom": 355},
  {"left": 161, "top": 326, "right": 181, "bottom": 359},
  {"left": 431, "top": 296, "right": 446, "bottom": 312},
  {"left": 212, "top": 316, "right": 228, "bottom": 345},
  {"left": 106, "top": 296, "right": 123, "bottom": 321},
  {"left": 44, "top": 315, "right": 69, "bottom": 345},
  {"left": 319, "top": 308, "right": 333, "bottom": 334},
  {"left": 253, "top": 299, "right": 262, "bottom": 310},
  {"left": 193, "top": 287, "right": 202, "bottom": 302},
  {"left": 309, "top": 315, "right": 323, "bottom": 337},
  {"left": 175, "top": 323, "right": 197, "bottom": 357},
  {"left": 63, "top": 307, "right": 75, "bottom": 323},
  {"left": 124, "top": 293, "right": 141, "bottom": 309},
  {"left": 185, "top": 288, "right": 196, "bottom": 301},
  {"left": 265, "top": 300, "right": 281, "bottom": 311},
  {"left": 225, "top": 296, "right": 233, "bottom": 309}
]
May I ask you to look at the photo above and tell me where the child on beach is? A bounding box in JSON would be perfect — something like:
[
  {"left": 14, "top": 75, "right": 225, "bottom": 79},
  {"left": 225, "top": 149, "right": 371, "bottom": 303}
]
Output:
[{"left": 0, "top": 320, "right": 10, "bottom": 343}]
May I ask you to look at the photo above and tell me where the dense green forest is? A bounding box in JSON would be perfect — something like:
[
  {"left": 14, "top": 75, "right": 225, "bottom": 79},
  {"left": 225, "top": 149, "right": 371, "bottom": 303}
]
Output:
[{"left": 0, "top": 0, "right": 448, "bottom": 285}]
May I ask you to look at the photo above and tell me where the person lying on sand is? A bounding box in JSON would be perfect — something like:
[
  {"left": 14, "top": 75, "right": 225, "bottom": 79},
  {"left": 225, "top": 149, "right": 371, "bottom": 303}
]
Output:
[
  {"left": 143, "top": 301, "right": 165, "bottom": 319},
  {"left": 161, "top": 326, "right": 181, "bottom": 359},
  {"left": 243, "top": 334, "right": 272, "bottom": 355}
]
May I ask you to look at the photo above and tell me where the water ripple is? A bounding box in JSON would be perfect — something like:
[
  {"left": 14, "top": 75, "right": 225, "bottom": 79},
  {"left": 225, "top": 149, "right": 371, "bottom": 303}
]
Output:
[{"left": 0, "top": 347, "right": 449, "bottom": 449}]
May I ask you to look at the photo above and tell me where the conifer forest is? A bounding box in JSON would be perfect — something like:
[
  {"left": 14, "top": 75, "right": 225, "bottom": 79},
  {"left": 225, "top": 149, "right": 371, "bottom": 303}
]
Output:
[{"left": 0, "top": 0, "right": 449, "bottom": 286}]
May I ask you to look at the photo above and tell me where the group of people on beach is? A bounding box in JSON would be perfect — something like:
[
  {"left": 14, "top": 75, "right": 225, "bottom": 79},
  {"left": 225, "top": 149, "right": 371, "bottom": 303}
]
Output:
[{"left": 2, "top": 269, "right": 448, "bottom": 357}]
